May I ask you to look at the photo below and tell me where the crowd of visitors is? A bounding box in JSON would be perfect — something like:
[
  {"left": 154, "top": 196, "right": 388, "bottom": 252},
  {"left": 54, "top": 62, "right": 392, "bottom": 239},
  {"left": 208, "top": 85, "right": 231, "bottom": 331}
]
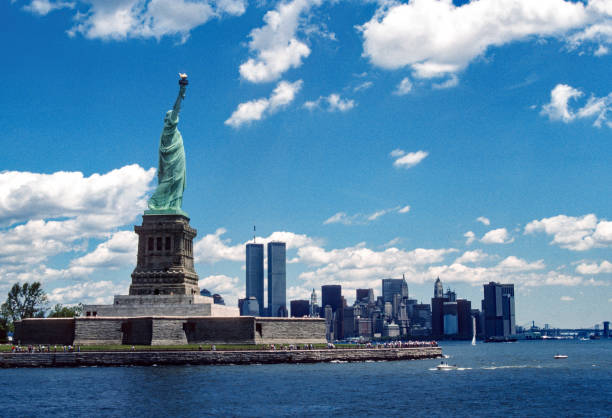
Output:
[
  {"left": 265, "top": 340, "right": 438, "bottom": 350},
  {"left": 10, "top": 345, "right": 81, "bottom": 353}
]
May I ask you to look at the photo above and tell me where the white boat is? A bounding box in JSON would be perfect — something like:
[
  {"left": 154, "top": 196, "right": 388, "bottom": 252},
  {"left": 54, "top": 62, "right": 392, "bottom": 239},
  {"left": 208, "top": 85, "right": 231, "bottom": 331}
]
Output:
[
  {"left": 554, "top": 354, "right": 568, "bottom": 359},
  {"left": 436, "top": 362, "right": 458, "bottom": 370}
]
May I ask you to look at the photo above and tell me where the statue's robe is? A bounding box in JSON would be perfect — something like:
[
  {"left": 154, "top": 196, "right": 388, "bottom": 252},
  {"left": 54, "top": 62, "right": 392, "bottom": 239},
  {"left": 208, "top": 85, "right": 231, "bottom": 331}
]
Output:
[{"left": 148, "top": 111, "right": 186, "bottom": 211}]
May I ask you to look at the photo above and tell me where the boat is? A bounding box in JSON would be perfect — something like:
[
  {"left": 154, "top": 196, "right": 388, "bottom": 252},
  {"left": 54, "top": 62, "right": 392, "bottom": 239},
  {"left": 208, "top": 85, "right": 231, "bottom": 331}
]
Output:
[
  {"left": 436, "top": 362, "right": 458, "bottom": 370},
  {"left": 554, "top": 354, "right": 568, "bottom": 359}
]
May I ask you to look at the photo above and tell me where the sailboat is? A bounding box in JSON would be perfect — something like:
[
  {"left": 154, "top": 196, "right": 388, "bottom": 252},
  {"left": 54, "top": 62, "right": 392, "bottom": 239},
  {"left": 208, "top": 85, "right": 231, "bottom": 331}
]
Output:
[{"left": 471, "top": 315, "right": 477, "bottom": 346}]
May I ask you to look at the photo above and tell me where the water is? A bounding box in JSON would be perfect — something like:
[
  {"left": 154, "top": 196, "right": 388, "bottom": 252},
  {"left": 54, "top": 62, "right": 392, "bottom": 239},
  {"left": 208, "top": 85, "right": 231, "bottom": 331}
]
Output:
[{"left": 1, "top": 340, "right": 611, "bottom": 417}]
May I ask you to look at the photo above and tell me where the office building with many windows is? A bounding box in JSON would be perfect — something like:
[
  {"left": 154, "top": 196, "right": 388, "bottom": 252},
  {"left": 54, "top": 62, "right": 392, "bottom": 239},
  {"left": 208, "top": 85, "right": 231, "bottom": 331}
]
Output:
[
  {"left": 246, "top": 243, "right": 264, "bottom": 316},
  {"left": 267, "top": 241, "right": 287, "bottom": 317}
]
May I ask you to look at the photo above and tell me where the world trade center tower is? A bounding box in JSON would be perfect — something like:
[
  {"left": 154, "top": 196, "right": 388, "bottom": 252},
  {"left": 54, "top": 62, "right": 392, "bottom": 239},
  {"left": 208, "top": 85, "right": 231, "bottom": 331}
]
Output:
[
  {"left": 267, "top": 242, "right": 287, "bottom": 317},
  {"left": 246, "top": 243, "right": 264, "bottom": 316}
]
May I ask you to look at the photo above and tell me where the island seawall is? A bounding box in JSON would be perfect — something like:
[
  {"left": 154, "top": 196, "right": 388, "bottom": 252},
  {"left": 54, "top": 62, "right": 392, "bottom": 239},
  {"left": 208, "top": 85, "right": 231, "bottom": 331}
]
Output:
[{"left": 0, "top": 347, "right": 442, "bottom": 368}]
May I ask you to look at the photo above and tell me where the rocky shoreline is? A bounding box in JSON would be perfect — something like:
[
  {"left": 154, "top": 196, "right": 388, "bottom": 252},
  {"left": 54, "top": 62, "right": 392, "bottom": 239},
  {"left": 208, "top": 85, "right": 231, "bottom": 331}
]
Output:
[{"left": 0, "top": 347, "right": 442, "bottom": 368}]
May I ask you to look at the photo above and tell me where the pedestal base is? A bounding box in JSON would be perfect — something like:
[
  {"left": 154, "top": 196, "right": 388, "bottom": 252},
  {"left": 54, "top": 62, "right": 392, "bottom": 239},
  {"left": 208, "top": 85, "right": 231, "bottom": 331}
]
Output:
[{"left": 83, "top": 294, "right": 239, "bottom": 318}]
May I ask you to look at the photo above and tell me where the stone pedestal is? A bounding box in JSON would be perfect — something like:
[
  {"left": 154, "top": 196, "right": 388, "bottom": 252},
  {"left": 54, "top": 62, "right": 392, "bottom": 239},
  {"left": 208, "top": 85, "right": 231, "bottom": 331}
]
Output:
[
  {"left": 129, "top": 214, "right": 199, "bottom": 296},
  {"left": 82, "top": 213, "right": 239, "bottom": 318}
]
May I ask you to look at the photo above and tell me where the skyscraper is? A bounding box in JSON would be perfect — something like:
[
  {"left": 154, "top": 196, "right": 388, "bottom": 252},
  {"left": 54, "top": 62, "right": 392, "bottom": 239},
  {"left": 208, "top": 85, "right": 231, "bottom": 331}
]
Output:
[
  {"left": 321, "top": 285, "right": 342, "bottom": 313},
  {"left": 290, "top": 300, "right": 310, "bottom": 318},
  {"left": 434, "top": 277, "right": 443, "bottom": 298},
  {"left": 309, "top": 288, "right": 319, "bottom": 317},
  {"left": 431, "top": 278, "right": 448, "bottom": 337},
  {"left": 246, "top": 243, "right": 264, "bottom": 316},
  {"left": 483, "top": 282, "right": 515, "bottom": 338},
  {"left": 457, "top": 299, "right": 472, "bottom": 339},
  {"left": 382, "top": 277, "right": 409, "bottom": 303},
  {"left": 267, "top": 241, "right": 287, "bottom": 317},
  {"left": 501, "top": 284, "right": 516, "bottom": 336},
  {"left": 356, "top": 288, "right": 375, "bottom": 304}
]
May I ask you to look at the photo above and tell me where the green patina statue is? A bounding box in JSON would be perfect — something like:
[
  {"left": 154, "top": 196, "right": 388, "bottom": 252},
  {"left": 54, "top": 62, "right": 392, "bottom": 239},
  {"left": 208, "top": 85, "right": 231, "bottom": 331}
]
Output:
[{"left": 146, "top": 74, "right": 189, "bottom": 217}]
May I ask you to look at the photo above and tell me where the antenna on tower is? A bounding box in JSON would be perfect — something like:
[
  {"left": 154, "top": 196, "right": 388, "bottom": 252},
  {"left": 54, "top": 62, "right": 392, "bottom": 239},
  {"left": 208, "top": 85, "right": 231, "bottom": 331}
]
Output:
[{"left": 253, "top": 225, "right": 256, "bottom": 243}]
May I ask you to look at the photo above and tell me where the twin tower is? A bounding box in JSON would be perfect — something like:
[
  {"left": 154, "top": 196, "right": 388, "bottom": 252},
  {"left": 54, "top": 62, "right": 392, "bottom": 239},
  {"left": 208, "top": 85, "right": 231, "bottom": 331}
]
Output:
[{"left": 244, "top": 242, "right": 287, "bottom": 317}]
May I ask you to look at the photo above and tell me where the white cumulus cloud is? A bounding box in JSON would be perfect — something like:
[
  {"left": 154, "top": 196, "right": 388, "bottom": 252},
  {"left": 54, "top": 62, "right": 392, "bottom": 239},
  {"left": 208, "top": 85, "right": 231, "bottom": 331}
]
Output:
[
  {"left": 0, "top": 164, "right": 154, "bottom": 267},
  {"left": 23, "top": 0, "right": 74, "bottom": 15},
  {"left": 575, "top": 260, "right": 612, "bottom": 274},
  {"left": 481, "top": 228, "right": 514, "bottom": 244},
  {"left": 239, "top": 0, "right": 322, "bottom": 83},
  {"left": 324, "top": 206, "right": 410, "bottom": 225},
  {"left": 359, "top": 0, "right": 612, "bottom": 85},
  {"left": 20, "top": 0, "right": 248, "bottom": 41},
  {"left": 398, "top": 205, "right": 411, "bottom": 214},
  {"left": 525, "top": 214, "right": 612, "bottom": 251},
  {"left": 47, "top": 280, "right": 127, "bottom": 305},
  {"left": 464, "top": 231, "right": 476, "bottom": 245},
  {"left": 394, "top": 77, "right": 413, "bottom": 95},
  {"left": 70, "top": 231, "right": 137, "bottom": 270},
  {"left": 225, "top": 80, "right": 303, "bottom": 127},
  {"left": 476, "top": 216, "right": 491, "bottom": 226},
  {"left": 193, "top": 228, "right": 318, "bottom": 264},
  {"left": 541, "top": 83, "right": 612, "bottom": 128},
  {"left": 455, "top": 249, "right": 489, "bottom": 264},
  {"left": 392, "top": 150, "right": 429, "bottom": 168},
  {"left": 304, "top": 93, "right": 355, "bottom": 112}
]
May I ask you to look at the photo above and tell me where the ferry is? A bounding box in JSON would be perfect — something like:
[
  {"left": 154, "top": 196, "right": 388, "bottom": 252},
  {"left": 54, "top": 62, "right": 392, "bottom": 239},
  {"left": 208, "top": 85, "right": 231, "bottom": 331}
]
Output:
[{"left": 554, "top": 354, "right": 568, "bottom": 359}]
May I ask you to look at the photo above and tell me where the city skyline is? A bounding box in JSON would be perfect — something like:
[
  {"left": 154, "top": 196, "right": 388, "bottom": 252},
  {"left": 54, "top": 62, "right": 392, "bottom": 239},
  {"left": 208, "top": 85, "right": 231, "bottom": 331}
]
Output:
[{"left": 1, "top": 0, "right": 612, "bottom": 328}]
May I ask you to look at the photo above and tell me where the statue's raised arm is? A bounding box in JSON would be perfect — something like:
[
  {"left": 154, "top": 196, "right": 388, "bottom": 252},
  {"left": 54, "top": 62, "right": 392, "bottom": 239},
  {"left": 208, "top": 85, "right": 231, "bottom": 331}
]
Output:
[{"left": 170, "top": 73, "right": 188, "bottom": 121}]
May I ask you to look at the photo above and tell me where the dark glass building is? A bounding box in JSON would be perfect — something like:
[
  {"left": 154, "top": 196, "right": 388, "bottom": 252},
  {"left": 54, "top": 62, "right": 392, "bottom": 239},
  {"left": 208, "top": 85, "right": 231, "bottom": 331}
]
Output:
[
  {"left": 356, "top": 288, "right": 375, "bottom": 304},
  {"left": 321, "top": 285, "right": 343, "bottom": 339},
  {"left": 483, "top": 282, "right": 515, "bottom": 338},
  {"left": 267, "top": 242, "right": 287, "bottom": 317},
  {"left": 321, "top": 285, "right": 342, "bottom": 314},
  {"left": 382, "top": 278, "right": 409, "bottom": 303},
  {"left": 246, "top": 243, "right": 264, "bottom": 316},
  {"left": 290, "top": 300, "right": 310, "bottom": 318},
  {"left": 239, "top": 296, "right": 260, "bottom": 316},
  {"left": 457, "top": 299, "right": 472, "bottom": 339}
]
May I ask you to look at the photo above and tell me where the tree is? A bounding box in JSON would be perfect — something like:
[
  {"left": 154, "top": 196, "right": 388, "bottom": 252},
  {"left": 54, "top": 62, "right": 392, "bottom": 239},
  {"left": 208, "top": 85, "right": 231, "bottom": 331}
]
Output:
[
  {"left": 0, "top": 317, "right": 8, "bottom": 343},
  {"left": 1, "top": 282, "right": 48, "bottom": 324},
  {"left": 48, "top": 303, "right": 83, "bottom": 318}
]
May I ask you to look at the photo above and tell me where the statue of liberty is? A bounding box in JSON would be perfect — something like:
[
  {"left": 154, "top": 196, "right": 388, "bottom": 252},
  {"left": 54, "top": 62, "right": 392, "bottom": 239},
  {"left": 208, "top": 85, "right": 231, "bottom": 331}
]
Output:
[{"left": 146, "top": 74, "right": 189, "bottom": 216}]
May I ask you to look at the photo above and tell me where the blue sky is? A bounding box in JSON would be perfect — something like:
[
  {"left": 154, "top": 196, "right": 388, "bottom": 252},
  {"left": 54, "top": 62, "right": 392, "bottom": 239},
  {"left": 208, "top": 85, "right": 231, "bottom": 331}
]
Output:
[{"left": 1, "top": 0, "right": 611, "bottom": 328}]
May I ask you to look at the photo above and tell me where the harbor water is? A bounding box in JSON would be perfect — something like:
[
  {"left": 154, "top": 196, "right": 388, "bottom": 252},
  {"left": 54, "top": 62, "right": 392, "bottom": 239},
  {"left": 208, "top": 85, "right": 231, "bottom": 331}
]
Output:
[{"left": 1, "top": 339, "right": 611, "bottom": 417}]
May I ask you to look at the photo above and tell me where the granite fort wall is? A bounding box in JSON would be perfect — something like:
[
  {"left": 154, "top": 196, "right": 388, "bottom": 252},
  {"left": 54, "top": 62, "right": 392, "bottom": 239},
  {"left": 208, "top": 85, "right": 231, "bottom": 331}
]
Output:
[
  {"left": 123, "top": 318, "right": 153, "bottom": 345},
  {"left": 14, "top": 318, "right": 75, "bottom": 345},
  {"left": 152, "top": 319, "right": 188, "bottom": 345},
  {"left": 0, "top": 347, "right": 442, "bottom": 368},
  {"left": 74, "top": 318, "right": 124, "bottom": 345},
  {"left": 184, "top": 317, "right": 255, "bottom": 344},
  {"left": 17, "top": 316, "right": 327, "bottom": 346},
  {"left": 255, "top": 318, "right": 327, "bottom": 344}
]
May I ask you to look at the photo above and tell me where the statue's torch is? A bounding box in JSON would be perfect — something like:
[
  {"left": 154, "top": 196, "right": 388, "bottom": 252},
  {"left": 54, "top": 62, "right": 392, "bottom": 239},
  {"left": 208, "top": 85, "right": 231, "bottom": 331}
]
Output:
[{"left": 179, "top": 73, "right": 188, "bottom": 86}]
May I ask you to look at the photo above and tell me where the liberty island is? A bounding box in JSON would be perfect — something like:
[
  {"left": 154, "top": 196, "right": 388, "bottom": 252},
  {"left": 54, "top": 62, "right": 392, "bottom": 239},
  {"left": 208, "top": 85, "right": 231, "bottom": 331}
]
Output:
[
  {"left": 7, "top": 77, "right": 441, "bottom": 364},
  {"left": 10, "top": 76, "right": 333, "bottom": 349}
]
